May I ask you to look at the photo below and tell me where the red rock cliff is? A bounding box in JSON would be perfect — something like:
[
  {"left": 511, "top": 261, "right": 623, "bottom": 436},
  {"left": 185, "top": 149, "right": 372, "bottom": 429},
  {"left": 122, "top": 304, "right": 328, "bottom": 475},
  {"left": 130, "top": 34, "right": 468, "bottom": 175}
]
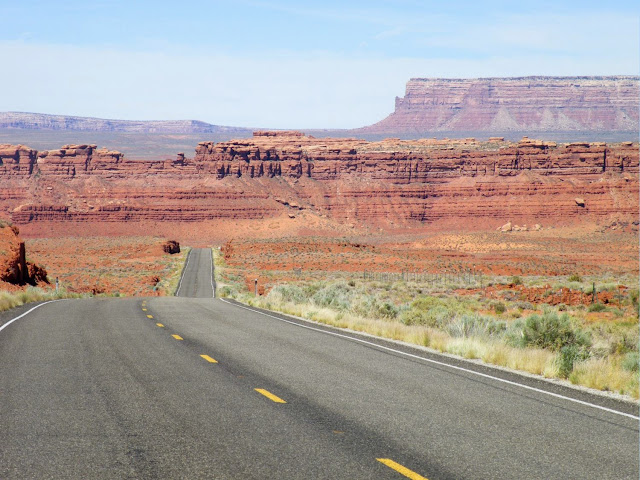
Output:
[
  {"left": 359, "top": 76, "right": 639, "bottom": 135},
  {"left": 0, "top": 132, "right": 637, "bottom": 234}
]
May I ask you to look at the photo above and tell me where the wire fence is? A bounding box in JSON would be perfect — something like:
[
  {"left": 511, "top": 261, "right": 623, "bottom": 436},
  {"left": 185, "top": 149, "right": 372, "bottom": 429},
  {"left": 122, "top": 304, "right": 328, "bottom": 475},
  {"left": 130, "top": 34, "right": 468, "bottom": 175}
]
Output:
[
  {"left": 290, "top": 267, "right": 485, "bottom": 286},
  {"left": 362, "top": 269, "right": 483, "bottom": 286}
]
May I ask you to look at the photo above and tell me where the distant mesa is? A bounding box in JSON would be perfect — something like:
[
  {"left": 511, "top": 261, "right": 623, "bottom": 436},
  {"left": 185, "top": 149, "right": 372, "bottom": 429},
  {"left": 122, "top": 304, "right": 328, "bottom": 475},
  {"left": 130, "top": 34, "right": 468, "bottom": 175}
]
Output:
[
  {"left": 2, "top": 77, "right": 638, "bottom": 142},
  {"left": 357, "top": 76, "right": 639, "bottom": 138},
  {"left": 0, "top": 112, "right": 252, "bottom": 135}
]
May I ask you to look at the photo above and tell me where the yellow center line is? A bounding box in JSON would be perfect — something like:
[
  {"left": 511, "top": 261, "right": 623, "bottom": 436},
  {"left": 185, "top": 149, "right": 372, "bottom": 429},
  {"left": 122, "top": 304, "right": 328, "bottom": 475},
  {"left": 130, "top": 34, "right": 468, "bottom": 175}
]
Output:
[
  {"left": 255, "top": 388, "right": 287, "bottom": 403},
  {"left": 376, "top": 459, "right": 429, "bottom": 480},
  {"left": 172, "top": 334, "right": 183, "bottom": 340},
  {"left": 142, "top": 308, "right": 147, "bottom": 311},
  {"left": 200, "top": 354, "right": 218, "bottom": 363},
  {"left": 156, "top": 323, "right": 164, "bottom": 327},
  {"left": 146, "top": 315, "right": 153, "bottom": 319}
]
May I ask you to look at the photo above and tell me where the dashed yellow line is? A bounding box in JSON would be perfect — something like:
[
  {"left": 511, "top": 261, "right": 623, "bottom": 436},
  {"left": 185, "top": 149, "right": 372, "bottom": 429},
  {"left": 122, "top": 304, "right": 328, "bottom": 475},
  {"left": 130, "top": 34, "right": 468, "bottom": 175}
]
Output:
[
  {"left": 200, "top": 354, "right": 218, "bottom": 363},
  {"left": 142, "top": 308, "right": 148, "bottom": 311},
  {"left": 376, "top": 458, "right": 428, "bottom": 480},
  {"left": 156, "top": 323, "right": 164, "bottom": 328},
  {"left": 255, "top": 388, "right": 287, "bottom": 403},
  {"left": 172, "top": 334, "right": 183, "bottom": 340},
  {"left": 146, "top": 315, "right": 153, "bottom": 319}
]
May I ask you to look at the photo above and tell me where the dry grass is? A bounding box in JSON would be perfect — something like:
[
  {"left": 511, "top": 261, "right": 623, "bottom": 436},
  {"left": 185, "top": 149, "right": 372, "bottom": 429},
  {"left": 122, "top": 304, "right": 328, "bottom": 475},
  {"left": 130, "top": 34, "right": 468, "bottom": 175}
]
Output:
[
  {"left": 0, "top": 287, "right": 84, "bottom": 313},
  {"left": 157, "top": 247, "right": 190, "bottom": 295},
  {"left": 570, "top": 357, "right": 639, "bottom": 398},
  {"left": 227, "top": 289, "right": 638, "bottom": 400}
]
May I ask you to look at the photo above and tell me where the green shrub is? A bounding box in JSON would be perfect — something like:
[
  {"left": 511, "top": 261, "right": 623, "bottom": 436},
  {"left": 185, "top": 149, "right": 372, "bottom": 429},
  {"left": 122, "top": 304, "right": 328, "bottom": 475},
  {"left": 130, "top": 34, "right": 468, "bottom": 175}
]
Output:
[
  {"left": 507, "top": 312, "right": 591, "bottom": 351},
  {"left": 446, "top": 314, "right": 507, "bottom": 338},
  {"left": 312, "top": 282, "right": 353, "bottom": 310},
  {"left": 487, "top": 320, "right": 507, "bottom": 336},
  {"left": 516, "top": 301, "right": 534, "bottom": 311},
  {"left": 447, "top": 314, "right": 482, "bottom": 337},
  {"left": 510, "top": 276, "right": 523, "bottom": 286},
  {"left": 629, "top": 289, "right": 639, "bottom": 308},
  {"left": 218, "top": 286, "right": 236, "bottom": 298},
  {"left": 493, "top": 302, "right": 506, "bottom": 314},
  {"left": 377, "top": 302, "right": 399, "bottom": 319},
  {"left": 622, "top": 352, "right": 640, "bottom": 372},
  {"left": 268, "top": 284, "right": 307, "bottom": 304},
  {"left": 587, "top": 303, "right": 606, "bottom": 312},
  {"left": 568, "top": 274, "right": 582, "bottom": 282},
  {"left": 610, "top": 332, "right": 639, "bottom": 355},
  {"left": 411, "top": 296, "right": 444, "bottom": 311},
  {"left": 558, "top": 344, "right": 589, "bottom": 378},
  {"left": 399, "top": 305, "right": 440, "bottom": 326},
  {"left": 398, "top": 295, "right": 475, "bottom": 327},
  {"left": 351, "top": 294, "right": 381, "bottom": 318}
]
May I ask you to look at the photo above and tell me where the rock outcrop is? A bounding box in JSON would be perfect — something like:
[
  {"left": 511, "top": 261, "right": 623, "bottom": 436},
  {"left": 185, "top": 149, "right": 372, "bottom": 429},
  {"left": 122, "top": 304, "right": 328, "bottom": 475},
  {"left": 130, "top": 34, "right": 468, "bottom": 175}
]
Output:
[
  {"left": 359, "top": 76, "right": 639, "bottom": 136},
  {"left": 0, "top": 132, "right": 637, "bottom": 235},
  {"left": 0, "top": 222, "right": 48, "bottom": 286},
  {"left": 162, "top": 240, "right": 180, "bottom": 254}
]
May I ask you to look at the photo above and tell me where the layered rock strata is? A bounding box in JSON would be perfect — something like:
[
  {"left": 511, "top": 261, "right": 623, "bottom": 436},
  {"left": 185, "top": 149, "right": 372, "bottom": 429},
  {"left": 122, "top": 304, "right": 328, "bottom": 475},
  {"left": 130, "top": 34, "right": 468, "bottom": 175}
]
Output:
[
  {"left": 360, "top": 76, "right": 639, "bottom": 135},
  {"left": 0, "top": 132, "right": 637, "bottom": 232}
]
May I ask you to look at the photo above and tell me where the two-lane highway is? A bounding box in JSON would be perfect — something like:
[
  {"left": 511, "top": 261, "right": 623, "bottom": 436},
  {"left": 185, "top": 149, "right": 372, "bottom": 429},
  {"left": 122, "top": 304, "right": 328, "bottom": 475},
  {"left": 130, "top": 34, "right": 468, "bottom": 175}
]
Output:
[
  {"left": 175, "top": 247, "right": 215, "bottom": 298},
  {"left": 1, "top": 248, "right": 637, "bottom": 479}
]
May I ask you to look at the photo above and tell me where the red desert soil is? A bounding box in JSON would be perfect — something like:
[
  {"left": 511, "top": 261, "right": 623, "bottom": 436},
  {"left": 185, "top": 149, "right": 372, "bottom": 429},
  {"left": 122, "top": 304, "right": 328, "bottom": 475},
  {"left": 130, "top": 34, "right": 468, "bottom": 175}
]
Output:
[
  {"left": 1, "top": 132, "right": 636, "bottom": 300},
  {"left": 221, "top": 225, "right": 638, "bottom": 297},
  {"left": 25, "top": 237, "right": 182, "bottom": 296}
]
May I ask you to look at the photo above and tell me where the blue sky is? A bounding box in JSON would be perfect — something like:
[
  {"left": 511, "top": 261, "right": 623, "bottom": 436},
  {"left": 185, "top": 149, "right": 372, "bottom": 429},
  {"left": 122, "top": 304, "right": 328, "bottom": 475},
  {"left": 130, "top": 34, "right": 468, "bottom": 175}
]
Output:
[{"left": 1, "top": 0, "right": 638, "bottom": 128}]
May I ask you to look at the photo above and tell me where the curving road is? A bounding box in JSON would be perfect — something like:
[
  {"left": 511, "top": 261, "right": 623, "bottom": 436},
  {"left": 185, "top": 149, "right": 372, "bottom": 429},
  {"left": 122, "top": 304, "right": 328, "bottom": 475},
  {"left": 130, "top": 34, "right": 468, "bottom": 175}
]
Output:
[{"left": 0, "top": 248, "right": 637, "bottom": 479}]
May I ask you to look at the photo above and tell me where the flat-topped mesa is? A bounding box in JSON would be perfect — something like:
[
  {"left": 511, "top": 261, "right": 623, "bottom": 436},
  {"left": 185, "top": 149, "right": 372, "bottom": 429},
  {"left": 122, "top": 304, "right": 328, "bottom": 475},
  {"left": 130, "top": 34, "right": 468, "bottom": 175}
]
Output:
[
  {"left": 193, "top": 133, "right": 638, "bottom": 180},
  {"left": 1, "top": 135, "right": 638, "bottom": 183},
  {"left": 361, "top": 76, "right": 640, "bottom": 135},
  {"left": 0, "top": 135, "right": 637, "bottom": 231}
]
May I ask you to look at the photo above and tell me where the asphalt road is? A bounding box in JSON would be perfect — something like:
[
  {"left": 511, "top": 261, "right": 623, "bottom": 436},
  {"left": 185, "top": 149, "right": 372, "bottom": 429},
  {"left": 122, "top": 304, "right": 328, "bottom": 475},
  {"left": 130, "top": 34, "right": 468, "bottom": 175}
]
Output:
[
  {"left": 175, "top": 247, "right": 215, "bottom": 298},
  {"left": 0, "top": 248, "right": 637, "bottom": 479}
]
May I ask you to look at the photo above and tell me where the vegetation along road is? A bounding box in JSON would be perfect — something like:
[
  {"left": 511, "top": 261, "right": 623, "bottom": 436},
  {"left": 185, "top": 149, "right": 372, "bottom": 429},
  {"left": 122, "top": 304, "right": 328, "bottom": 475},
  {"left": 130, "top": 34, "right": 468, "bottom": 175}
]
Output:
[{"left": 0, "top": 248, "right": 637, "bottom": 479}]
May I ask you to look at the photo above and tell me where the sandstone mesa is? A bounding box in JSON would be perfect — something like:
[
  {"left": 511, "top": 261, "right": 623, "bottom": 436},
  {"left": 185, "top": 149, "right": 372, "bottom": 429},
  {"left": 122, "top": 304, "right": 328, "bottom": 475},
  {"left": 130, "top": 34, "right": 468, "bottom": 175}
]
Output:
[
  {"left": 360, "top": 76, "right": 639, "bottom": 136},
  {"left": 0, "top": 131, "right": 637, "bottom": 240}
]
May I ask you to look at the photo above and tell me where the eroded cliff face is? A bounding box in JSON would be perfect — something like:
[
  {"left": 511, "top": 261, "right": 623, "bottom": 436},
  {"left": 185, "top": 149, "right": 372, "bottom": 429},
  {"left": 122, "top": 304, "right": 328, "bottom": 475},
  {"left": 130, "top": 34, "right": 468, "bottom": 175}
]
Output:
[
  {"left": 0, "top": 223, "right": 48, "bottom": 286},
  {"left": 0, "top": 131, "right": 637, "bottom": 236},
  {"left": 360, "top": 76, "right": 639, "bottom": 136}
]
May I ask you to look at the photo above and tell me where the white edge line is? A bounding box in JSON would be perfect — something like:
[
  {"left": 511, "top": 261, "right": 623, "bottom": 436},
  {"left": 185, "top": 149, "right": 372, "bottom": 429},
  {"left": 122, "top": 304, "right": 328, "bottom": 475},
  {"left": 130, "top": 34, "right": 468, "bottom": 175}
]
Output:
[
  {"left": 0, "top": 300, "right": 62, "bottom": 334},
  {"left": 175, "top": 249, "right": 192, "bottom": 297},
  {"left": 210, "top": 248, "right": 215, "bottom": 298},
  {"left": 221, "top": 299, "right": 638, "bottom": 420}
]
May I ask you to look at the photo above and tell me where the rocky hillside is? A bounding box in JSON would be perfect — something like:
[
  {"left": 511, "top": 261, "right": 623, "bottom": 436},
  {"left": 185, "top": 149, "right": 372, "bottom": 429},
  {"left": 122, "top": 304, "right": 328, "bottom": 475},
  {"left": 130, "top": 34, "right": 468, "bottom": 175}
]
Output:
[
  {"left": 359, "top": 76, "right": 639, "bottom": 137},
  {"left": 0, "top": 132, "right": 637, "bottom": 239}
]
